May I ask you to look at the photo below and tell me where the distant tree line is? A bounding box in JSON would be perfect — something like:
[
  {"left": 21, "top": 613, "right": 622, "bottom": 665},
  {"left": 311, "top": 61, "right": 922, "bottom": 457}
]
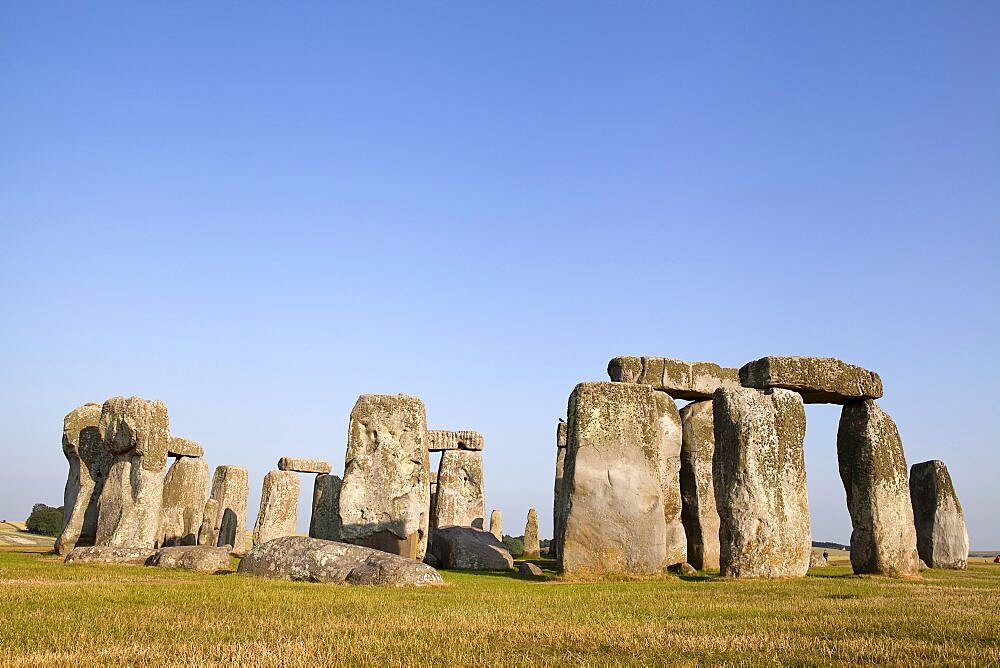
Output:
[{"left": 25, "top": 504, "right": 63, "bottom": 537}]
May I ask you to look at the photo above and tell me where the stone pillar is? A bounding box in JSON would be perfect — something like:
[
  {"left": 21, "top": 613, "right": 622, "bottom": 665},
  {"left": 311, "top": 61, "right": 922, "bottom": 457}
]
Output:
[
  {"left": 309, "top": 473, "right": 342, "bottom": 541},
  {"left": 201, "top": 465, "right": 249, "bottom": 554},
  {"left": 434, "top": 449, "right": 485, "bottom": 529},
  {"left": 159, "top": 455, "right": 210, "bottom": 546},
  {"left": 552, "top": 420, "right": 567, "bottom": 560},
  {"left": 558, "top": 382, "right": 668, "bottom": 575},
  {"left": 837, "top": 400, "right": 919, "bottom": 575},
  {"left": 524, "top": 508, "right": 540, "bottom": 558},
  {"left": 910, "top": 460, "right": 969, "bottom": 569},
  {"left": 655, "top": 393, "right": 686, "bottom": 567},
  {"left": 489, "top": 509, "right": 502, "bottom": 541},
  {"left": 253, "top": 470, "right": 300, "bottom": 546},
  {"left": 713, "top": 387, "right": 810, "bottom": 578},
  {"left": 55, "top": 403, "right": 112, "bottom": 555},
  {"left": 679, "top": 399, "right": 720, "bottom": 570},
  {"left": 338, "top": 394, "right": 430, "bottom": 560},
  {"left": 95, "top": 397, "right": 169, "bottom": 548}
]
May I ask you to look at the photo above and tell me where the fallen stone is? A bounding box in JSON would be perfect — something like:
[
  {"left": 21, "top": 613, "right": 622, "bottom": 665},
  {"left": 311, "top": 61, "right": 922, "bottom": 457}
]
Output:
[
  {"left": 148, "top": 545, "right": 231, "bottom": 572},
  {"left": 838, "top": 400, "right": 920, "bottom": 576},
  {"left": 809, "top": 552, "right": 828, "bottom": 567},
  {"left": 202, "top": 465, "right": 249, "bottom": 554},
  {"left": 339, "top": 394, "right": 430, "bottom": 560},
  {"left": 64, "top": 545, "right": 156, "bottom": 566},
  {"left": 309, "top": 473, "right": 342, "bottom": 541},
  {"left": 489, "top": 509, "right": 502, "bottom": 541},
  {"left": 559, "top": 382, "right": 668, "bottom": 575},
  {"left": 278, "top": 457, "right": 331, "bottom": 474},
  {"left": 910, "top": 460, "right": 969, "bottom": 570},
  {"left": 523, "top": 508, "right": 540, "bottom": 558},
  {"left": 55, "top": 403, "right": 112, "bottom": 555},
  {"left": 166, "top": 436, "right": 204, "bottom": 458},
  {"left": 518, "top": 562, "right": 543, "bottom": 577},
  {"left": 655, "top": 393, "right": 687, "bottom": 567},
  {"left": 434, "top": 450, "right": 485, "bottom": 530},
  {"left": 237, "top": 535, "right": 443, "bottom": 586},
  {"left": 678, "top": 400, "right": 720, "bottom": 571},
  {"left": 740, "top": 356, "right": 883, "bottom": 404},
  {"left": 253, "top": 470, "right": 300, "bottom": 546},
  {"left": 608, "top": 356, "right": 740, "bottom": 400},
  {"left": 427, "top": 430, "right": 484, "bottom": 452},
  {"left": 160, "top": 456, "right": 210, "bottom": 547},
  {"left": 714, "top": 387, "right": 811, "bottom": 578},
  {"left": 667, "top": 562, "right": 697, "bottom": 576},
  {"left": 430, "top": 525, "right": 514, "bottom": 570}
]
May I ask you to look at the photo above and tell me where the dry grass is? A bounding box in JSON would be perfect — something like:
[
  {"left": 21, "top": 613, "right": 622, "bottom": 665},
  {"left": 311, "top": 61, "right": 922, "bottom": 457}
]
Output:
[{"left": 1, "top": 549, "right": 998, "bottom": 666}]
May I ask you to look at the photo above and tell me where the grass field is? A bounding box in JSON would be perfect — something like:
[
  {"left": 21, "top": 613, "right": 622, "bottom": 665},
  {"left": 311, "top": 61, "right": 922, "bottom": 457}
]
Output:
[{"left": 2, "top": 547, "right": 999, "bottom": 666}]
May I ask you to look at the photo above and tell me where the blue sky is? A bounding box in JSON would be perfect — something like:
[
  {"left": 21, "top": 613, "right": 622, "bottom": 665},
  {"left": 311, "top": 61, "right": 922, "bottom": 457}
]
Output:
[{"left": 2, "top": 2, "right": 997, "bottom": 548}]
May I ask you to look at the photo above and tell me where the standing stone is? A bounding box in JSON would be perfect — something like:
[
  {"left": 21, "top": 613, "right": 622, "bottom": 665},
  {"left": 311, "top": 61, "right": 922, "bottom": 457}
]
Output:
[
  {"left": 159, "top": 456, "right": 210, "bottom": 546},
  {"left": 713, "top": 387, "right": 810, "bottom": 578},
  {"left": 339, "top": 394, "right": 430, "bottom": 560},
  {"left": 253, "top": 470, "right": 300, "bottom": 546},
  {"left": 552, "top": 420, "right": 567, "bottom": 559},
  {"left": 434, "top": 450, "right": 485, "bottom": 530},
  {"left": 201, "top": 465, "right": 250, "bottom": 554},
  {"left": 309, "top": 473, "right": 342, "bottom": 541},
  {"left": 655, "top": 393, "right": 687, "bottom": 567},
  {"left": 95, "top": 397, "right": 170, "bottom": 548},
  {"left": 523, "top": 508, "right": 540, "bottom": 558},
  {"left": 55, "top": 403, "right": 112, "bottom": 555},
  {"left": 679, "top": 399, "right": 720, "bottom": 570},
  {"left": 910, "top": 460, "right": 969, "bottom": 569},
  {"left": 558, "top": 382, "right": 667, "bottom": 575},
  {"left": 489, "top": 509, "right": 502, "bottom": 541},
  {"left": 199, "top": 498, "right": 219, "bottom": 547},
  {"left": 837, "top": 400, "right": 919, "bottom": 576}
]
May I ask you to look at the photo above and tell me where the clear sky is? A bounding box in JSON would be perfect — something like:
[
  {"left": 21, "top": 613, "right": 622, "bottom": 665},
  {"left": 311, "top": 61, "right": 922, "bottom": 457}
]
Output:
[{"left": 2, "top": 3, "right": 997, "bottom": 548}]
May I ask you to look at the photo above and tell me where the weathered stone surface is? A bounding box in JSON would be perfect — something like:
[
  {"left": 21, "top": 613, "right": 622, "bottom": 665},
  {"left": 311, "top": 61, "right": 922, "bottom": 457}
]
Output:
[
  {"left": 524, "top": 508, "right": 540, "bottom": 558},
  {"left": 434, "top": 450, "right": 485, "bottom": 531},
  {"left": 309, "top": 473, "right": 342, "bottom": 541},
  {"left": 558, "top": 382, "right": 668, "bottom": 575},
  {"left": 655, "top": 393, "right": 686, "bottom": 567},
  {"left": 167, "top": 436, "right": 204, "bottom": 458},
  {"left": 809, "top": 552, "right": 828, "bottom": 567},
  {"left": 278, "top": 457, "right": 331, "bottom": 474},
  {"left": 95, "top": 397, "right": 170, "bottom": 548},
  {"left": 740, "top": 356, "right": 883, "bottom": 404},
  {"left": 55, "top": 403, "right": 112, "bottom": 555},
  {"left": 713, "top": 387, "right": 811, "bottom": 578},
  {"left": 339, "top": 394, "right": 430, "bottom": 560},
  {"left": 518, "top": 562, "right": 543, "bottom": 577},
  {"left": 489, "top": 509, "right": 502, "bottom": 540},
  {"left": 837, "top": 400, "right": 919, "bottom": 576},
  {"left": 253, "top": 470, "right": 300, "bottom": 546},
  {"left": 552, "top": 443, "right": 566, "bottom": 559},
  {"left": 608, "top": 356, "right": 740, "bottom": 400},
  {"left": 679, "top": 399, "right": 720, "bottom": 571},
  {"left": 160, "top": 456, "right": 210, "bottom": 546},
  {"left": 64, "top": 545, "right": 156, "bottom": 566},
  {"left": 557, "top": 420, "right": 567, "bottom": 448},
  {"left": 910, "top": 460, "right": 968, "bottom": 570},
  {"left": 430, "top": 526, "right": 514, "bottom": 570},
  {"left": 149, "top": 545, "right": 232, "bottom": 572},
  {"left": 427, "top": 430, "right": 484, "bottom": 452},
  {"left": 237, "top": 535, "right": 443, "bottom": 586},
  {"left": 667, "top": 562, "right": 697, "bottom": 576},
  {"left": 199, "top": 498, "right": 219, "bottom": 546},
  {"left": 201, "top": 465, "right": 249, "bottom": 554}
]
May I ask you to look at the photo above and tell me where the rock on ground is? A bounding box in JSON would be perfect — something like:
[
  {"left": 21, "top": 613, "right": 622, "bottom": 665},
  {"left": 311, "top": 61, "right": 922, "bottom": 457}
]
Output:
[
  {"left": 237, "top": 535, "right": 443, "bottom": 586},
  {"left": 160, "top": 456, "right": 210, "bottom": 546},
  {"left": 339, "top": 394, "right": 430, "bottom": 560},
  {"left": 809, "top": 552, "right": 828, "bottom": 567},
  {"left": 608, "top": 356, "right": 740, "bottom": 400},
  {"left": 278, "top": 457, "right": 331, "bottom": 474},
  {"left": 427, "top": 430, "right": 484, "bottom": 451},
  {"left": 202, "top": 465, "right": 249, "bottom": 554},
  {"left": 740, "top": 356, "right": 883, "bottom": 404},
  {"left": 523, "top": 508, "right": 540, "bottom": 558},
  {"left": 655, "top": 393, "right": 687, "bottom": 567},
  {"left": 679, "top": 399, "right": 720, "bottom": 571},
  {"left": 64, "top": 546, "right": 157, "bottom": 565},
  {"left": 309, "top": 473, "right": 342, "bottom": 541},
  {"left": 558, "top": 382, "right": 668, "bottom": 575},
  {"left": 910, "top": 460, "right": 969, "bottom": 570},
  {"left": 518, "top": 562, "right": 543, "bottom": 577},
  {"left": 56, "top": 403, "right": 112, "bottom": 555},
  {"left": 713, "top": 387, "right": 811, "bottom": 578},
  {"left": 837, "top": 400, "right": 920, "bottom": 576},
  {"left": 148, "top": 545, "right": 232, "bottom": 572},
  {"left": 253, "top": 470, "right": 300, "bottom": 546},
  {"left": 434, "top": 449, "right": 485, "bottom": 530},
  {"left": 430, "top": 525, "right": 514, "bottom": 570}
]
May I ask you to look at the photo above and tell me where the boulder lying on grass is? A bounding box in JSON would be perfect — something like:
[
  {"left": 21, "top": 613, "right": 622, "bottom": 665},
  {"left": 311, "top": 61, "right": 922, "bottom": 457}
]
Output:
[
  {"left": 64, "top": 546, "right": 156, "bottom": 565},
  {"left": 430, "top": 525, "right": 514, "bottom": 570},
  {"left": 148, "top": 546, "right": 231, "bottom": 572},
  {"left": 237, "top": 535, "right": 443, "bottom": 586}
]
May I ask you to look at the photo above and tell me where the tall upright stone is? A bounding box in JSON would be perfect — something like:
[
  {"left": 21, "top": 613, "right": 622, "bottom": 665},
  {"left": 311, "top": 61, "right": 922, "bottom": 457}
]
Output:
[
  {"left": 837, "top": 400, "right": 919, "bottom": 576},
  {"left": 655, "top": 392, "right": 687, "bottom": 567},
  {"left": 489, "top": 509, "right": 502, "bottom": 541},
  {"left": 679, "top": 399, "right": 720, "bottom": 570},
  {"left": 159, "top": 455, "right": 210, "bottom": 546},
  {"left": 713, "top": 387, "right": 810, "bottom": 578},
  {"left": 253, "top": 470, "right": 300, "bottom": 546},
  {"left": 434, "top": 449, "right": 485, "bottom": 530},
  {"left": 910, "top": 460, "right": 969, "bottom": 569},
  {"left": 558, "top": 382, "right": 668, "bottom": 575},
  {"left": 55, "top": 403, "right": 113, "bottom": 555},
  {"left": 339, "top": 394, "right": 430, "bottom": 560},
  {"left": 201, "top": 465, "right": 249, "bottom": 554},
  {"left": 95, "top": 397, "right": 169, "bottom": 548},
  {"left": 552, "top": 420, "right": 567, "bottom": 560},
  {"left": 309, "top": 473, "right": 342, "bottom": 541},
  {"left": 523, "top": 508, "right": 540, "bottom": 558}
]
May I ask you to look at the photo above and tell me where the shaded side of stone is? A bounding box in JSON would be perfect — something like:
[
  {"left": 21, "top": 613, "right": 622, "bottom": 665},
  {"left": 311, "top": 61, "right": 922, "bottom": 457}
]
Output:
[
  {"left": 309, "top": 473, "right": 343, "bottom": 541},
  {"left": 679, "top": 399, "right": 720, "bottom": 571},
  {"left": 56, "top": 403, "right": 112, "bottom": 555},
  {"left": 433, "top": 449, "right": 485, "bottom": 530},
  {"left": 910, "top": 459, "right": 968, "bottom": 570},
  {"left": 655, "top": 393, "right": 686, "bottom": 567},
  {"left": 202, "top": 465, "right": 250, "bottom": 554}
]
